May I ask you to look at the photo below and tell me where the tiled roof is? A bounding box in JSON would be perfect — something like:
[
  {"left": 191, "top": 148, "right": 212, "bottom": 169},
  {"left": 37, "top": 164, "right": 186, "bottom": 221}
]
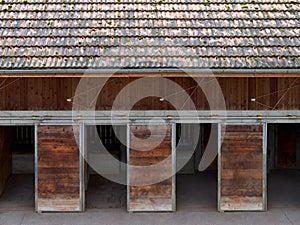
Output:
[{"left": 0, "top": 0, "right": 299, "bottom": 70}]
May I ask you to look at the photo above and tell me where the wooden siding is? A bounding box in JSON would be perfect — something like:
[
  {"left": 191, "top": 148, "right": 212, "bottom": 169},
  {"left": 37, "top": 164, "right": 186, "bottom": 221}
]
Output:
[
  {"left": 37, "top": 125, "right": 81, "bottom": 212},
  {"left": 128, "top": 125, "right": 174, "bottom": 211},
  {"left": 0, "top": 127, "right": 13, "bottom": 196},
  {"left": 0, "top": 77, "right": 299, "bottom": 110},
  {"left": 220, "top": 125, "right": 265, "bottom": 211}
]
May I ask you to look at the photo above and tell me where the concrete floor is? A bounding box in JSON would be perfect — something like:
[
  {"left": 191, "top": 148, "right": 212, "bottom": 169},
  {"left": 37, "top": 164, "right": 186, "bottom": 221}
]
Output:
[
  {"left": 268, "top": 170, "right": 300, "bottom": 208},
  {"left": 177, "top": 171, "right": 217, "bottom": 211},
  {"left": 0, "top": 175, "right": 34, "bottom": 211},
  {"left": 0, "top": 171, "right": 299, "bottom": 225},
  {"left": 85, "top": 175, "right": 126, "bottom": 209},
  {"left": 84, "top": 171, "right": 218, "bottom": 211}
]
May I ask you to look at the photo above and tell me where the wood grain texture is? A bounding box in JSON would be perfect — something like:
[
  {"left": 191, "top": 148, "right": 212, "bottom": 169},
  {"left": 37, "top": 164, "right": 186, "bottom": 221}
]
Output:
[
  {"left": 128, "top": 125, "right": 174, "bottom": 212},
  {"left": 37, "top": 125, "right": 81, "bottom": 212},
  {"left": 0, "top": 127, "right": 13, "bottom": 196},
  {"left": 220, "top": 124, "right": 264, "bottom": 211},
  {"left": 0, "top": 77, "right": 299, "bottom": 110},
  {"left": 220, "top": 197, "right": 263, "bottom": 211}
]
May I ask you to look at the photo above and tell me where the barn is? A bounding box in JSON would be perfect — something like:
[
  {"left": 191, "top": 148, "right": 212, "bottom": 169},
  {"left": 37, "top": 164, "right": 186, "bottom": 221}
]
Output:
[{"left": 0, "top": 0, "right": 299, "bottom": 213}]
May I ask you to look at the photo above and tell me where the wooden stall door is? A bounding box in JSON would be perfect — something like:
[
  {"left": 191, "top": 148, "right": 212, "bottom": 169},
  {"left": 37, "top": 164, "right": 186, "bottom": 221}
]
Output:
[
  {"left": 128, "top": 124, "right": 175, "bottom": 212},
  {"left": 37, "top": 125, "right": 82, "bottom": 212},
  {"left": 219, "top": 124, "right": 266, "bottom": 211}
]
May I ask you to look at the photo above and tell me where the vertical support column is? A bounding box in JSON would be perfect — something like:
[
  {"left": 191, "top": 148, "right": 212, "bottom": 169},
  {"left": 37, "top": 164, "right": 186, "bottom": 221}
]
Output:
[
  {"left": 36, "top": 125, "right": 83, "bottom": 212},
  {"left": 218, "top": 123, "right": 267, "bottom": 211},
  {"left": 83, "top": 125, "right": 90, "bottom": 193},
  {"left": 79, "top": 123, "right": 85, "bottom": 212},
  {"left": 127, "top": 124, "right": 175, "bottom": 212},
  {"left": 34, "top": 125, "right": 38, "bottom": 211}
]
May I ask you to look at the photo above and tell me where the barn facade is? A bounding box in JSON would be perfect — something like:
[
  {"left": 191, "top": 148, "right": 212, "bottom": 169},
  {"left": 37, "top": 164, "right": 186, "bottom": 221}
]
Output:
[{"left": 0, "top": 0, "right": 299, "bottom": 212}]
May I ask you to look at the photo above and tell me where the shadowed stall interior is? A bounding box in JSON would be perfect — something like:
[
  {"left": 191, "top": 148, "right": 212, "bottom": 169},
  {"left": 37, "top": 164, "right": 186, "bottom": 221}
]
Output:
[
  {"left": 176, "top": 123, "right": 218, "bottom": 211},
  {"left": 85, "top": 125, "right": 127, "bottom": 210},
  {"left": 267, "top": 123, "right": 300, "bottom": 208},
  {"left": 0, "top": 126, "right": 34, "bottom": 210},
  {"left": 0, "top": 127, "right": 13, "bottom": 196}
]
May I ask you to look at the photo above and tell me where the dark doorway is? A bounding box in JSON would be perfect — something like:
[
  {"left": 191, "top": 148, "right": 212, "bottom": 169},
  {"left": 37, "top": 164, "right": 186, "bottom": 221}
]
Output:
[
  {"left": 85, "top": 125, "right": 127, "bottom": 210},
  {"left": 267, "top": 123, "right": 300, "bottom": 208},
  {"left": 176, "top": 123, "right": 218, "bottom": 211},
  {"left": 0, "top": 126, "right": 34, "bottom": 210}
]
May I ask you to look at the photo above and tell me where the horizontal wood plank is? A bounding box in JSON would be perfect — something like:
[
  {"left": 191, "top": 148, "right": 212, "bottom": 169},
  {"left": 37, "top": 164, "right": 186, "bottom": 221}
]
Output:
[{"left": 220, "top": 197, "right": 264, "bottom": 211}]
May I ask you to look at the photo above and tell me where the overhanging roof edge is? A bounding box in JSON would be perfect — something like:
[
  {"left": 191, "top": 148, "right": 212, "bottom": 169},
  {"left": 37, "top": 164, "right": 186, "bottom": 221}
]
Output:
[{"left": 0, "top": 68, "right": 300, "bottom": 76}]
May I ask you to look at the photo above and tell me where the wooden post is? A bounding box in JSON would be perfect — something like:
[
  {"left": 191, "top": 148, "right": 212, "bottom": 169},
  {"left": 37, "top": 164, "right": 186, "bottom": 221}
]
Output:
[
  {"left": 36, "top": 125, "right": 83, "bottom": 212},
  {"left": 218, "top": 124, "right": 267, "bottom": 211},
  {"left": 127, "top": 124, "right": 175, "bottom": 212}
]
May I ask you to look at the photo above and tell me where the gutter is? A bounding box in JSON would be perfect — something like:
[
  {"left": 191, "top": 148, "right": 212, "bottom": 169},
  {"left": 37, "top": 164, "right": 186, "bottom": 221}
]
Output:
[{"left": 0, "top": 68, "right": 300, "bottom": 77}]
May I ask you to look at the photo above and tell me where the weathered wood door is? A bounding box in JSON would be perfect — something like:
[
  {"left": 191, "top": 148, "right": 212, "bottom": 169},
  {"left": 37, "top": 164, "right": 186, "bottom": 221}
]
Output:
[
  {"left": 218, "top": 124, "right": 267, "bottom": 211},
  {"left": 127, "top": 124, "right": 175, "bottom": 212},
  {"left": 36, "top": 125, "right": 83, "bottom": 212}
]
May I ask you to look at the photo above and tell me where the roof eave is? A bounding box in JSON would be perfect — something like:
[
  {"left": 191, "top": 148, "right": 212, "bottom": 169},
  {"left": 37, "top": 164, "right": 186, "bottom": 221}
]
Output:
[{"left": 0, "top": 68, "right": 300, "bottom": 77}]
